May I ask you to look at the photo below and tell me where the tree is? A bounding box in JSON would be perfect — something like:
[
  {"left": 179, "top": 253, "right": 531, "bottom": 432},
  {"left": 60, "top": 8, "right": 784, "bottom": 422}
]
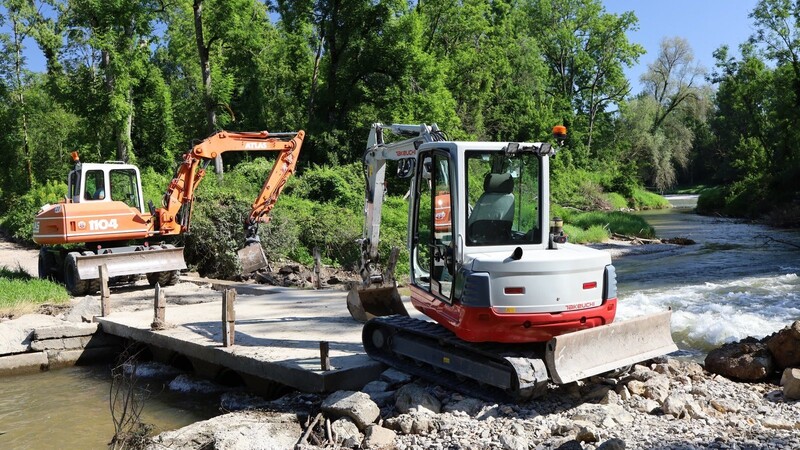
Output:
[
  {"left": 624, "top": 37, "right": 708, "bottom": 192},
  {"left": 525, "top": 0, "right": 643, "bottom": 159},
  {"left": 0, "top": 0, "right": 44, "bottom": 188},
  {"left": 64, "top": 0, "right": 163, "bottom": 162}
]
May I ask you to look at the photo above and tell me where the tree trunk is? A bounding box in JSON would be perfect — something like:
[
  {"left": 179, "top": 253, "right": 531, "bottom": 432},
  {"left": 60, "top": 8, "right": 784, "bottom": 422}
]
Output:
[
  {"left": 307, "top": 27, "right": 324, "bottom": 123},
  {"left": 193, "top": 0, "right": 216, "bottom": 136},
  {"left": 12, "top": 17, "right": 33, "bottom": 188}
]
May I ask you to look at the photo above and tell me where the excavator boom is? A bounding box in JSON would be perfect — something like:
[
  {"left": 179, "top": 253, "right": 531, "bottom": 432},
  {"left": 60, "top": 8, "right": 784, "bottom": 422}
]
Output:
[{"left": 156, "top": 129, "right": 305, "bottom": 273}]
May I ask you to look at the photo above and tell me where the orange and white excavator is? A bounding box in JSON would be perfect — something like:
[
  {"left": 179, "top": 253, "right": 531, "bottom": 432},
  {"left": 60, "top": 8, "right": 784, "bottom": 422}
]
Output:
[{"left": 33, "top": 130, "right": 305, "bottom": 295}]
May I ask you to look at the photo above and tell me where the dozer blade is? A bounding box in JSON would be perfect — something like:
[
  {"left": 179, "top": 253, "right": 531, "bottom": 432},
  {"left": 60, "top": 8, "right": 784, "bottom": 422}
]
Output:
[
  {"left": 237, "top": 243, "right": 268, "bottom": 274},
  {"left": 346, "top": 284, "right": 410, "bottom": 323},
  {"left": 75, "top": 247, "right": 187, "bottom": 280},
  {"left": 545, "top": 310, "right": 678, "bottom": 384}
]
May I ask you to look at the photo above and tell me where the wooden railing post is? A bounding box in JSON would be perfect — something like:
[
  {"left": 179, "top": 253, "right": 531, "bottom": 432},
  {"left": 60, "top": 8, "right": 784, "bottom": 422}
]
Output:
[
  {"left": 99, "top": 264, "right": 110, "bottom": 316},
  {"left": 222, "top": 289, "right": 236, "bottom": 347},
  {"left": 320, "top": 341, "right": 330, "bottom": 371},
  {"left": 313, "top": 247, "right": 322, "bottom": 289},
  {"left": 151, "top": 283, "right": 166, "bottom": 330}
]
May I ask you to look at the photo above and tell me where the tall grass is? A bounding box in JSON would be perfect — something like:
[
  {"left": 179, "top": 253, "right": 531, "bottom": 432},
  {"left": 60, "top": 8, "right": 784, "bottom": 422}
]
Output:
[{"left": 0, "top": 265, "right": 70, "bottom": 317}]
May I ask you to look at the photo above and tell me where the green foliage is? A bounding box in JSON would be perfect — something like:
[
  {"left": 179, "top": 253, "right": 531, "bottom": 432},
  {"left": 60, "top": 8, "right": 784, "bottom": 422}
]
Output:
[
  {"left": 1, "top": 180, "right": 67, "bottom": 240},
  {"left": 0, "top": 265, "right": 70, "bottom": 316},
  {"left": 140, "top": 167, "right": 172, "bottom": 211},
  {"left": 568, "top": 211, "right": 656, "bottom": 238},
  {"left": 630, "top": 187, "right": 671, "bottom": 210},
  {"left": 563, "top": 224, "right": 609, "bottom": 244},
  {"left": 696, "top": 186, "right": 726, "bottom": 215},
  {"left": 288, "top": 163, "right": 364, "bottom": 210},
  {"left": 604, "top": 192, "right": 629, "bottom": 210}
]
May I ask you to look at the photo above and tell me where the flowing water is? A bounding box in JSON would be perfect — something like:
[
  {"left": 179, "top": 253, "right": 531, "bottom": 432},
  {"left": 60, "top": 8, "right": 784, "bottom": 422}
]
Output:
[
  {"left": 614, "top": 195, "right": 800, "bottom": 357},
  {"left": 2, "top": 195, "right": 799, "bottom": 447}
]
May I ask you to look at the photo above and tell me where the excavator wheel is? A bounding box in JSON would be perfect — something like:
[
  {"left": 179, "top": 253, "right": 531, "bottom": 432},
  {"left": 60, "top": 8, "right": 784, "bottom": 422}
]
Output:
[
  {"left": 147, "top": 270, "right": 180, "bottom": 287},
  {"left": 38, "top": 248, "right": 56, "bottom": 280},
  {"left": 64, "top": 252, "right": 89, "bottom": 297}
]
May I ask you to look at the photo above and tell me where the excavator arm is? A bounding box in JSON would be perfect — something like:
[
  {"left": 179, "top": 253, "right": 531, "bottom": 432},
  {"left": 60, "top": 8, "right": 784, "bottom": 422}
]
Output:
[
  {"left": 347, "top": 123, "right": 446, "bottom": 323},
  {"left": 155, "top": 129, "right": 305, "bottom": 272},
  {"left": 359, "top": 123, "right": 446, "bottom": 285}
]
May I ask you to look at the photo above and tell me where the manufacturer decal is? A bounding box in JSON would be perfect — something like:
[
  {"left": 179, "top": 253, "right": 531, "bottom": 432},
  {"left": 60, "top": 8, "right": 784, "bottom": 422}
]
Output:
[
  {"left": 244, "top": 142, "right": 268, "bottom": 150},
  {"left": 565, "top": 301, "right": 597, "bottom": 311},
  {"left": 78, "top": 221, "right": 86, "bottom": 230}
]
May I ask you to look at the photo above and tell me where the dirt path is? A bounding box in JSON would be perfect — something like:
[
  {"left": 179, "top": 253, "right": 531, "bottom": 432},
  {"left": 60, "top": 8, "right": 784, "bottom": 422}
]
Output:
[{"left": 0, "top": 239, "right": 39, "bottom": 276}]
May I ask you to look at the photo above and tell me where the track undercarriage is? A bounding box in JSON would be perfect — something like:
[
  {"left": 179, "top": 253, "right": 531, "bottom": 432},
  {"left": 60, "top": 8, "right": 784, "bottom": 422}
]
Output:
[{"left": 362, "top": 310, "right": 678, "bottom": 402}]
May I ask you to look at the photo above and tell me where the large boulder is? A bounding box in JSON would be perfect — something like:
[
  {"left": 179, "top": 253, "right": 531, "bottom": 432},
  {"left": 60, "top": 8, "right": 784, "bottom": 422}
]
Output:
[
  {"left": 766, "top": 321, "right": 800, "bottom": 370},
  {"left": 704, "top": 339, "right": 774, "bottom": 381},
  {"left": 321, "top": 391, "right": 380, "bottom": 430}
]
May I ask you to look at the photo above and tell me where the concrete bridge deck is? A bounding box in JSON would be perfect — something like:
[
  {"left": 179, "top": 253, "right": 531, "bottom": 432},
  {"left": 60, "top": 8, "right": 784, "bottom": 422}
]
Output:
[{"left": 95, "top": 283, "right": 417, "bottom": 394}]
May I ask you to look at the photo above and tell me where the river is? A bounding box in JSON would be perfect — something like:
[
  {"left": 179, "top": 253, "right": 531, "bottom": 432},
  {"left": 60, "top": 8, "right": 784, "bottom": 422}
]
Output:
[
  {"left": 614, "top": 195, "right": 800, "bottom": 357},
  {"left": 2, "top": 196, "right": 799, "bottom": 448},
  {"left": 0, "top": 362, "right": 229, "bottom": 449}
]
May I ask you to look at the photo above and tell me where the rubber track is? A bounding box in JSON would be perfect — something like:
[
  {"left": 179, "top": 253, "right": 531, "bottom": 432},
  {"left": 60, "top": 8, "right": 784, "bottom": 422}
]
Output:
[{"left": 363, "top": 315, "right": 548, "bottom": 402}]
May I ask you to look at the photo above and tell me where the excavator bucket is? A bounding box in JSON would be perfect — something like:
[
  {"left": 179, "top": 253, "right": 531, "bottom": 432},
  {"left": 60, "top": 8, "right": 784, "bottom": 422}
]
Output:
[
  {"left": 237, "top": 243, "right": 269, "bottom": 274},
  {"left": 347, "top": 284, "right": 410, "bottom": 323},
  {"left": 75, "top": 246, "right": 187, "bottom": 279},
  {"left": 545, "top": 310, "right": 678, "bottom": 384}
]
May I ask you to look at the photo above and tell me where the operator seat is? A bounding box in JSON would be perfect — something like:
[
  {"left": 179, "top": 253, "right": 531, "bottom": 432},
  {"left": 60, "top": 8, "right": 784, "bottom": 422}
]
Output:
[{"left": 467, "top": 173, "right": 514, "bottom": 244}]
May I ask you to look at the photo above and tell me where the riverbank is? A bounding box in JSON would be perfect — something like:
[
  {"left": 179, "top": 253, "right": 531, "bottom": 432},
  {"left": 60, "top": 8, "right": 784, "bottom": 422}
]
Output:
[
  {"left": 2, "top": 232, "right": 798, "bottom": 449},
  {"left": 146, "top": 354, "right": 800, "bottom": 450}
]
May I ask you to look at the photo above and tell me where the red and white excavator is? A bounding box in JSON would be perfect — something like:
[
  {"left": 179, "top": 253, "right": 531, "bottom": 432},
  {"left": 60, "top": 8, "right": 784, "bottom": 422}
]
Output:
[
  {"left": 33, "top": 130, "right": 305, "bottom": 295},
  {"left": 349, "top": 123, "right": 677, "bottom": 401}
]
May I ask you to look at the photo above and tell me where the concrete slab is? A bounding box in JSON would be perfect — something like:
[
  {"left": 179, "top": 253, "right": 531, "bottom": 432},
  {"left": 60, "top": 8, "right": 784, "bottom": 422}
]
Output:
[{"left": 96, "top": 285, "right": 426, "bottom": 394}]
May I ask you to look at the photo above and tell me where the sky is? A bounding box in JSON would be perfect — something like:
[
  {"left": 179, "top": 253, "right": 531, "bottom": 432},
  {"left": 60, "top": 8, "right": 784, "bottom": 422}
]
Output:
[
  {"left": 603, "top": 0, "right": 761, "bottom": 92},
  {"left": 8, "top": 0, "right": 761, "bottom": 93}
]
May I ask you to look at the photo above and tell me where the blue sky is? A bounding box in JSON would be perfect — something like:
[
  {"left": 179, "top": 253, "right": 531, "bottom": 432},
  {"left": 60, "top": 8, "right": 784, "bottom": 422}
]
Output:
[
  {"left": 603, "top": 0, "right": 760, "bottom": 92},
  {"left": 10, "top": 0, "right": 761, "bottom": 93}
]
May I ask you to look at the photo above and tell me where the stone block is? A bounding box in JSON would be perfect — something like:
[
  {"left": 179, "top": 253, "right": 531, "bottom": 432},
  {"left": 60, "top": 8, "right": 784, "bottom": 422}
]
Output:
[
  {"left": 31, "top": 336, "right": 92, "bottom": 351},
  {"left": 46, "top": 346, "right": 120, "bottom": 369},
  {"left": 322, "top": 390, "right": 380, "bottom": 430},
  {"left": 34, "top": 323, "right": 98, "bottom": 340},
  {"left": 0, "top": 351, "right": 48, "bottom": 375}
]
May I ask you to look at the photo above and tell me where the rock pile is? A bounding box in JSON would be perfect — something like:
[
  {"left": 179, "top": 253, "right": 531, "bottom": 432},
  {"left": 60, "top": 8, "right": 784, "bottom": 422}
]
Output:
[
  {"left": 148, "top": 358, "right": 800, "bottom": 449},
  {"left": 705, "top": 320, "right": 800, "bottom": 400}
]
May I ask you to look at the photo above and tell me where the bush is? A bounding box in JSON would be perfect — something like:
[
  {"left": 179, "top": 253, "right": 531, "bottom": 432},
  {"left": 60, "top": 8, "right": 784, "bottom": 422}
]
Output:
[
  {"left": 604, "top": 192, "right": 629, "bottom": 210},
  {"left": 568, "top": 211, "right": 655, "bottom": 239},
  {"left": 288, "top": 163, "right": 364, "bottom": 210},
  {"left": 696, "top": 186, "right": 727, "bottom": 215},
  {"left": 1, "top": 180, "right": 67, "bottom": 242},
  {"left": 630, "top": 187, "right": 670, "bottom": 210},
  {"left": 563, "top": 224, "right": 609, "bottom": 244}
]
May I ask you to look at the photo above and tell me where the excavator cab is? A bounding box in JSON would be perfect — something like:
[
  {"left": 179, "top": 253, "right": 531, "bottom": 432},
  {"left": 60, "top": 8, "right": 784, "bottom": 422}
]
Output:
[{"left": 67, "top": 156, "right": 144, "bottom": 212}]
